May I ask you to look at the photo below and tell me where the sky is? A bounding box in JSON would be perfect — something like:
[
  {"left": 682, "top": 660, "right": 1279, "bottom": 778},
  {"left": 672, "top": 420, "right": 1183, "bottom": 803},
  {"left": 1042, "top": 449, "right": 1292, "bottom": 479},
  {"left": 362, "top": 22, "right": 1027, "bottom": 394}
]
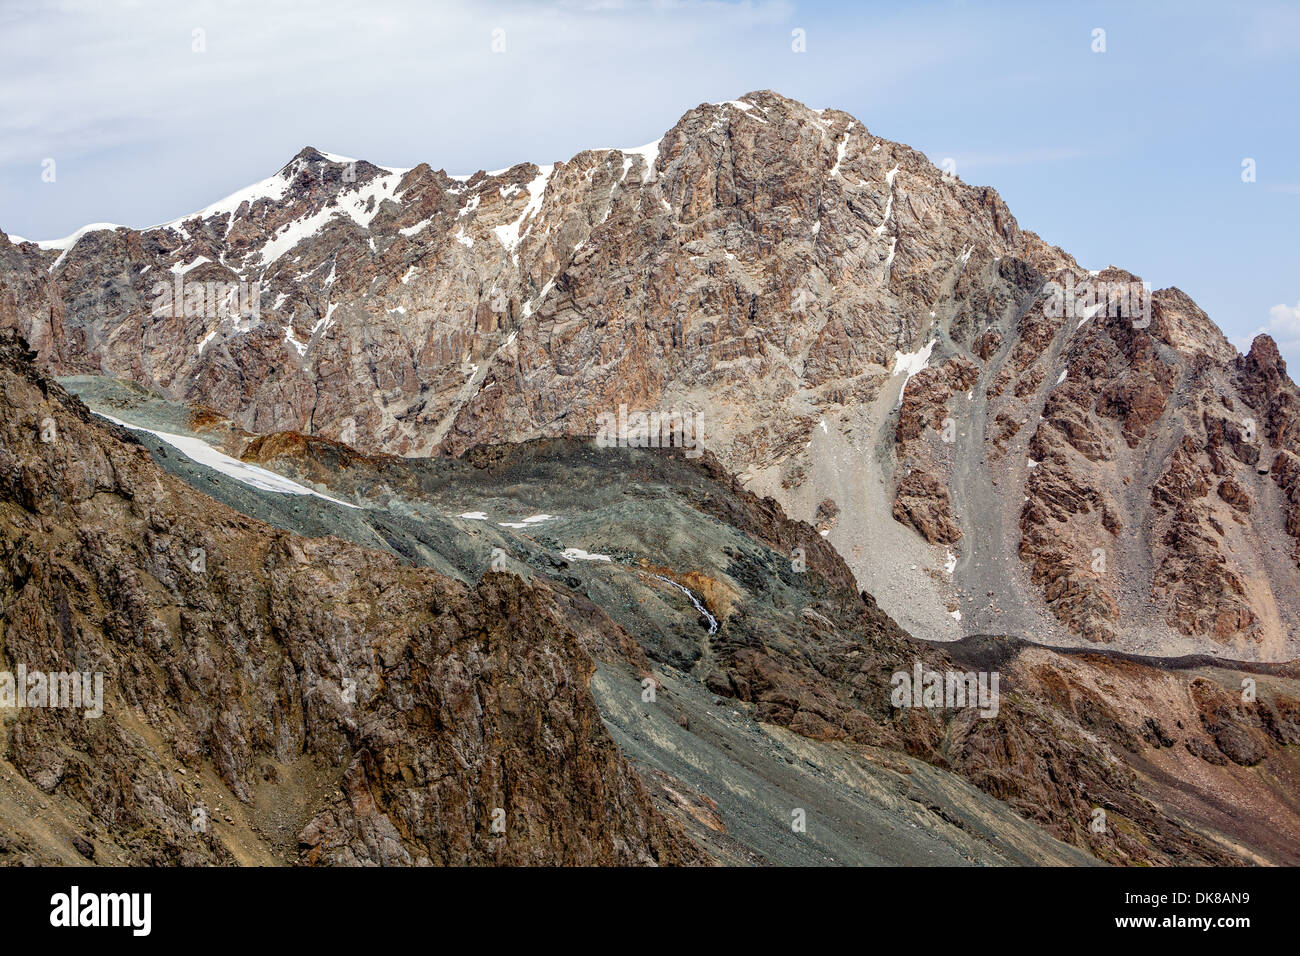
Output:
[{"left": 1, "top": 0, "right": 1296, "bottom": 364}]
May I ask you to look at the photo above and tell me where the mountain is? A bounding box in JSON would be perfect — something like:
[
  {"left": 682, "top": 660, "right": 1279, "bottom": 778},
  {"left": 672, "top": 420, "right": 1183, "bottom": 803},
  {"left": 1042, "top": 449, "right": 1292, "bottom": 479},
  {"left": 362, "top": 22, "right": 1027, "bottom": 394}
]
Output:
[
  {"left": 3, "top": 89, "right": 1298, "bottom": 663},
  {"left": 5, "top": 332, "right": 1300, "bottom": 865}
]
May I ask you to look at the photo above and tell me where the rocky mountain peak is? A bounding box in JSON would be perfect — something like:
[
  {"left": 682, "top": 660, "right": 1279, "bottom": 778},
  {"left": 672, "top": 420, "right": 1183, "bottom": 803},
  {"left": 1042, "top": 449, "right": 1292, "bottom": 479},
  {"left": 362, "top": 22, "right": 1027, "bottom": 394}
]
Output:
[
  {"left": 2, "top": 91, "right": 1297, "bottom": 659},
  {"left": 1242, "top": 332, "right": 1287, "bottom": 383}
]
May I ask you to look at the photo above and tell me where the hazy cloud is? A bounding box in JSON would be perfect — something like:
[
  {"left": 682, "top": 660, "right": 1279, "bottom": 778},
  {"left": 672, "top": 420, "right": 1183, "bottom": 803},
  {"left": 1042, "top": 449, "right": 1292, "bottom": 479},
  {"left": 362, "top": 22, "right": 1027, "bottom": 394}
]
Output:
[{"left": 1241, "top": 301, "right": 1300, "bottom": 369}]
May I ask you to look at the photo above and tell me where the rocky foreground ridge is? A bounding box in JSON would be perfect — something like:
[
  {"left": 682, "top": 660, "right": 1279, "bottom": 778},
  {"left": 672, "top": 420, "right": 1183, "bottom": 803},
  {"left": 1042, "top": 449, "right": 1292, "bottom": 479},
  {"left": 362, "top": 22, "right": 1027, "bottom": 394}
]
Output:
[
  {"left": 0, "top": 333, "right": 703, "bottom": 865},
  {"left": 2, "top": 92, "right": 1298, "bottom": 655},
  {"left": 3, "top": 332, "right": 1299, "bottom": 865}
]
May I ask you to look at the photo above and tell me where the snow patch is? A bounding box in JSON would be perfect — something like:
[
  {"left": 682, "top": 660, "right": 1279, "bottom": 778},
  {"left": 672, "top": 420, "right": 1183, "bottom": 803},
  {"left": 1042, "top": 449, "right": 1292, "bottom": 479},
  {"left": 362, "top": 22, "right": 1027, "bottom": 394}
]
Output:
[
  {"left": 283, "top": 326, "right": 308, "bottom": 356},
  {"left": 398, "top": 217, "right": 435, "bottom": 237},
  {"left": 498, "top": 513, "right": 553, "bottom": 529},
  {"left": 891, "top": 338, "right": 935, "bottom": 406},
  {"left": 312, "top": 302, "right": 339, "bottom": 335},
  {"left": 493, "top": 165, "right": 553, "bottom": 253},
  {"left": 1077, "top": 299, "right": 1106, "bottom": 328},
  {"left": 170, "top": 256, "right": 211, "bottom": 275},
  {"left": 618, "top": 140, "right": 660, "bottom": 183},
  {"left": 829, "top": 130, "right": 851, "bottom": 178},
  {"left": 96, "top": 413, "right": 357, "bottom": 507},
  {"left": 562, "top": 547, "right": 612, "bottom": 562},
  {"left": 875, "top": 195, "right": 893, "bottom": 235}
]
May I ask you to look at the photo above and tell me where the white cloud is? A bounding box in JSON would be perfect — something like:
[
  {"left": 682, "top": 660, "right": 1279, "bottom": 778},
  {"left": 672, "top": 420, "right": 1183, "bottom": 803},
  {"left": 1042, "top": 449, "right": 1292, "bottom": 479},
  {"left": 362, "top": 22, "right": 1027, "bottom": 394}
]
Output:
[{"left": 1238, "top": 301, "right": 1300, "bottom": 370}]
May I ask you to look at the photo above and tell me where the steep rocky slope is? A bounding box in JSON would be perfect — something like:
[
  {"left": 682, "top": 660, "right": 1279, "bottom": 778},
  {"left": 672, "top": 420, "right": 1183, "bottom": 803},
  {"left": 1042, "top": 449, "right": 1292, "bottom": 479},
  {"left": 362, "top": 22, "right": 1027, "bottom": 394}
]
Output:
[
  {"left": 3, "top": 90, "right": 1298, "bottom": 660},
  {"left": 11, "top": 353, "right": 1295, "bottom": 866},
  {"left": 0, "top": 333, "right": 703, "bottom": 865}
]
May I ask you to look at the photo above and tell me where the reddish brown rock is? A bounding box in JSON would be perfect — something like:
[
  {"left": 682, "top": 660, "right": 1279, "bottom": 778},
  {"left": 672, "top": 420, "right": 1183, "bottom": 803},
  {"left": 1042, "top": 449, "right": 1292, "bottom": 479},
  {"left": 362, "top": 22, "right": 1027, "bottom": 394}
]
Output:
[{"left": 893, "top": 470, "right": 962, "bottom": 544}]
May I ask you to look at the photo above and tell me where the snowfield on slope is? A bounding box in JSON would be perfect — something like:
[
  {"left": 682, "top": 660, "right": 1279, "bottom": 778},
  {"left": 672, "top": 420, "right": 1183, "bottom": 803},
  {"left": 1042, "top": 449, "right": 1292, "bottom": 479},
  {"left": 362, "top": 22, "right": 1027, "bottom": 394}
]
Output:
[{"left": 96, "top": 413, "right": 358, "bottom": 508}]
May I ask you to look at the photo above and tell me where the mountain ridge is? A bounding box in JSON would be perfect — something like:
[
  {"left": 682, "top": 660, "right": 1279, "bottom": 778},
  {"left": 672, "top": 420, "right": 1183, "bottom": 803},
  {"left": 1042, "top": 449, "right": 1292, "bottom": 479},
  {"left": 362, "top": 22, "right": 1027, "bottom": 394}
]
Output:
[
  {"left": 11, "top": 329, "right": 1300, "bottom": 865},
  {"left": 3, "top": 88, "right": 1298, "bottom": 660}
]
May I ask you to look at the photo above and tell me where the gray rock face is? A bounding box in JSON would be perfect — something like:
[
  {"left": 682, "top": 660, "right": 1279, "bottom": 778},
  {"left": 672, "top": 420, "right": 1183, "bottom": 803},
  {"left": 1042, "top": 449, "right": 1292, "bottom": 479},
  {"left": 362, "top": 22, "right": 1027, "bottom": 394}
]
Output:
[{"left": 3, "top": 90, "right": 1298, "bottom": 658}]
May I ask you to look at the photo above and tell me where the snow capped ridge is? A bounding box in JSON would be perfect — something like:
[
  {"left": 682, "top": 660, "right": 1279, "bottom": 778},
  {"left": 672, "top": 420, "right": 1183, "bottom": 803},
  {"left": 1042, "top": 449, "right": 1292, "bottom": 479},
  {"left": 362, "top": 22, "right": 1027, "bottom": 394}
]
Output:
[
  {"left": 318, "top": 150, "right": 359, "bottom": 164},
  {"left": 18, "top": 146, "right": 413, "bottom": 264},
  {"left": 14, "top": 93, "right": 791, "bottom": 255},
  {"left": 448, "top": 134, "right": 662, "bottom": 188},
  {"left": 10, "top": 222, "right": 127, "bottom": 273},
  {"left": 615, "top": 140, "right": 661, "bottom": 181},
  {"left": 149, "top": 147, "right": 410, "bottom": 236},
  {"left": 276, "top": 145, "right": 411, "bottom": 179},
  {"left": 148, "top": 169, "right": 294, "bottom": 234},
  {"left": 15, "top": 96, "right": 687, "bottom": 261},
  {"left": 14, "top": 94, "right": 796, "bottom": 273},
  {"left": 21, "top": 222, "right": 124, "bottom": 251},
  {"left": 22, "top": 223, "right": 127, "bottom": 273},
  {"left": 254, "top": 163, "right": 409, "bottom": 267}
]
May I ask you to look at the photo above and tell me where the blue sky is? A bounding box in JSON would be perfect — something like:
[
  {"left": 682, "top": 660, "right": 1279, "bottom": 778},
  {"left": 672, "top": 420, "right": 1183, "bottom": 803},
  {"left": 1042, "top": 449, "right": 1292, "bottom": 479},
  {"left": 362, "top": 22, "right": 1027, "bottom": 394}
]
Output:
[{"left": 2, "top": 0, "right": 1296, "bottom": 363}]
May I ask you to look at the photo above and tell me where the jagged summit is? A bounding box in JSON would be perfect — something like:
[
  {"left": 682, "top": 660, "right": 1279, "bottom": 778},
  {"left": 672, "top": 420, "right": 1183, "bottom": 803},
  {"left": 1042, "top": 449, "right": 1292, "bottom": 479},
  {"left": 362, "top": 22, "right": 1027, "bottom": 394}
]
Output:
[{"left": 7, "top": 92, "right": 882, "bottom": 252}]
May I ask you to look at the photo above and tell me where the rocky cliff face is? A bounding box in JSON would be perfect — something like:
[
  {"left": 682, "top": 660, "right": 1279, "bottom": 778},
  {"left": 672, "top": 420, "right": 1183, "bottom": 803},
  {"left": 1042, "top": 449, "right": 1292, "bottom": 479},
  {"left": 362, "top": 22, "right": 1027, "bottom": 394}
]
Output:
[
  {"left": 3, "top": 90, "right": 1298, "bottom": 658},
  {"left": 0, "top": 332, "right": 702, "bottom": 865},
  {"left": 6, "top": 333, "right": 1300, "bottom": 866}
]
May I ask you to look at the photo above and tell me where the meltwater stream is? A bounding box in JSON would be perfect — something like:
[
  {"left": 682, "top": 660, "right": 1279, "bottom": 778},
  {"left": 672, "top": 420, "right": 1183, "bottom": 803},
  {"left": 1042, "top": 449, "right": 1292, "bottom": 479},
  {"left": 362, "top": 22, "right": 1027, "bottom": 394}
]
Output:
[{"left": 649, "top": 573, "right": 718, "bottom": 635}]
